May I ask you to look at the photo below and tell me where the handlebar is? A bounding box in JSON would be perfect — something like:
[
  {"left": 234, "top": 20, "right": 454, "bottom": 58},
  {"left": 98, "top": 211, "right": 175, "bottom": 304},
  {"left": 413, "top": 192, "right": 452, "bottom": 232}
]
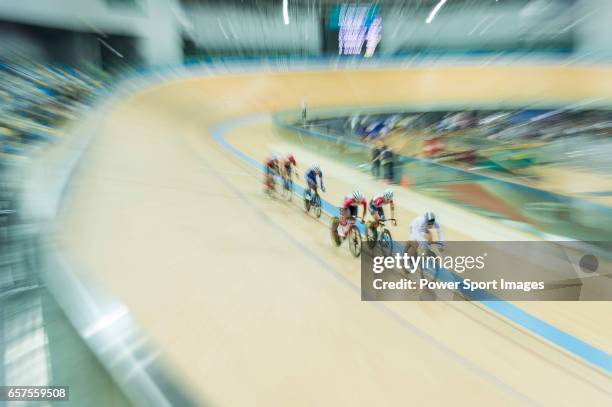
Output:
[{"left": 378, "top": 218, "right": 397, "bottom": 226}]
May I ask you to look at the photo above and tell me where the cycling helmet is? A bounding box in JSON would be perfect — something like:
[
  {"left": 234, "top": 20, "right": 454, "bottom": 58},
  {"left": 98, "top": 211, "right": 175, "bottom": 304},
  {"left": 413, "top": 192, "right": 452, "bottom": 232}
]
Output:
[
  {"left": 383, "top": 189, "right": 394, "bottom": 201},
  {"left": 425, "top": 211, "right": 436, "bottom": 225},
  {"left": 352, "top": 190, "right": 363, "bottom": 201},
  {"left": 312, "top": 164, "right": 321, "bottom": 174}
]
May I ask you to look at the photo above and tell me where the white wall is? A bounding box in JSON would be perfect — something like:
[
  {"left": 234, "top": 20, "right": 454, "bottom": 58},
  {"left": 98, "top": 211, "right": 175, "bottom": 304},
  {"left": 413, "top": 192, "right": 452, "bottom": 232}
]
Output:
[
  {"left": 0, "top": 0, "right": 186, "bottom": 65},
  {"left": 185, "top": 4, "right": 321, "bottom": 55},
  {"left": 1, "top": 0, "right": 608, "bottom": 64},
  {"left": 574, "top": 0, "right": 612, "bottom": 58},
  {"left": 0, "top": 0, "right": 143, "bottom": 36},
  {"left": 139, "top": 0, "right": 186, "bottom": 65},
  {"left": 380, "top": 1, "right": 575, "bottom": 55}
]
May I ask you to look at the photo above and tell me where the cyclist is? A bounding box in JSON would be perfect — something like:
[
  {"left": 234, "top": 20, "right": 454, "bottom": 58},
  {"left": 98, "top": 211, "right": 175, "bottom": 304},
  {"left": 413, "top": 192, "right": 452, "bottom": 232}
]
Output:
[
  {"left": 368, "top": 189, "right": 396, "bottom": 234},
  {"left": 305, "top": 164, "right": 325, "bottom": 199},
  {"left": 264, "top": 154, "right": 280, "bottom": 192},
  {"left": 405, "top": 211, "right": 445, "bottom": 258},
  {"left": 338, "top": 190, "right": 367, "bottom": 238},
  {"left": 281, "top": 153, "right": 298, "bottom": 187}
]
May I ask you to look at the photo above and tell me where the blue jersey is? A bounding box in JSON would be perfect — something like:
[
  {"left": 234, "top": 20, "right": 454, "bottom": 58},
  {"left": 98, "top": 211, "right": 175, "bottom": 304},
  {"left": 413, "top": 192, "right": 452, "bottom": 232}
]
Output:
[{"left": 305, "top": 168, "right": 323, "bottom": 188}]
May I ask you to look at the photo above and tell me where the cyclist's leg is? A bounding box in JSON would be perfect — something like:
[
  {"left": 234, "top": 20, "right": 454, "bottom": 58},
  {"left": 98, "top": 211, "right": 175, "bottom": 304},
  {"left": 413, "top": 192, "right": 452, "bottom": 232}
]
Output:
[
  {"left": 340, "top": 208, "right": 350, "bottom": 237},
  {"left": 337, "top": 207, "right": 347, "bottom": 237},
  {"left": 270, "top": 167, "right": 277, "bottom": 190},
  {"left": 283, "top": 169, "right": 289, "bottom": 189},
  {"left": 306, "top": 178, "right": 314, "bottom": 197},
  {"left": 368, "top": 202, "right": 380, "bottom": 228},
  {"left": 373, "top": 208, "right": 384, "bottom": 236},
  {"left": 346, "top": 206, "right": 358, "bottom": 237},
  {"left": 265, "top": 166, "right": 272, "bottom": 189},
  {"left": 342, "top": 206, "right": 356, "bottom": 237},
  {"left": 340, "top": 207, "right": 349, "bottom": 225}
]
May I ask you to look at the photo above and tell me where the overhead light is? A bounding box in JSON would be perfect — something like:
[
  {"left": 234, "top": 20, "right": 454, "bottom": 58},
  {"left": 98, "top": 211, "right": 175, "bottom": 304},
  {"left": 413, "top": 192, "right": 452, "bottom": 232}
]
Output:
[
  {"left": 426, "top": 0, "right": 447, "bottom": 24},
  {"left": 283, "top": 0, "right": 289, "bottom": 25}
]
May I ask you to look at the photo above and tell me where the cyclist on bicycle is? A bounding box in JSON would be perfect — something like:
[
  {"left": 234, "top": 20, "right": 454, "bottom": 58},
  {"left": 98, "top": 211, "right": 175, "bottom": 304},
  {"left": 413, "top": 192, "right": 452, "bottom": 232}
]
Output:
[
  {"left": 305, "top": 164, "right": 325, "bottom": 199},
  {"left": 281, "top": 153, "right": 298, "bottom": 183},
  {"left": 368, "top": 189, "right": 396, "bottom": 233},
  {"left": 405, "top": 211, "right": 445, "bottom": 258},
  {"left": 338, "top": 190, "right": 367, "bottom": 238},
  {"left": 264, "top": 154, "right": 280, "bottom": 191}
]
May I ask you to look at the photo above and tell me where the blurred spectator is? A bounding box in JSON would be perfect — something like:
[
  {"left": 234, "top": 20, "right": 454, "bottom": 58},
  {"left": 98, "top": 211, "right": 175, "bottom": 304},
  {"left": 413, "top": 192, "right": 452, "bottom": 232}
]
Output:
[
  {"left": 0, "top": 61, "right": 104, "bottom": 161},
  {"left": 301, "top": 97, "right": 307, "bottom": 125},
  {"left": 381, "top": 144, "right": 395, "bottom": 183},
  {"left": 307, "top": 108, "right": 612, "bottom": 180},
  {"left": 0, "top": 60, "right": 105, "bottom": 295},
  {"left": 363, "top": 120, "right": 385, "bottom": 142},
  {"left": 371, "top": 144, "right": 381, "bottom": 178},
  {"left": 424, "top": 136, "right": 445, "bottom": 157}
]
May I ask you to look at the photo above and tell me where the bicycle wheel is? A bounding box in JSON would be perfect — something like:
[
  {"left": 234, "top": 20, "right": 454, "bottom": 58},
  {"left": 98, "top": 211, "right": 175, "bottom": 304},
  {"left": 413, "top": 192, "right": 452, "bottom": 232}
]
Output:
[
  {"left": 380, "top": 229, "right": 393, "bottom": 256},
  {"left": 314, "top": 194, "right": 322, "bottom": 218},
  {"left": 303, "top": 191, "right": 310, "bottom": 212},
  {"left": 330, "top": 216, "right": 341, "bottom": 246},
  {"left": 348, "top": 226, "right": 362, "bottom": 257}
]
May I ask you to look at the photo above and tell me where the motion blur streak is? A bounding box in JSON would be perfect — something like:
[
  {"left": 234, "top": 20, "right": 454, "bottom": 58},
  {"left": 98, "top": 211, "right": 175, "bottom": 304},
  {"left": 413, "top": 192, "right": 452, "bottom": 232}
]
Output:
[
  {"left": 1, "top": 0, "right": 612, "bottom": 406},
  {"left": 426, "top": 0, "right": 447, "bottom": 24},
  {"left": 213, "top": 112, "right": 612, "bottom": 374}
]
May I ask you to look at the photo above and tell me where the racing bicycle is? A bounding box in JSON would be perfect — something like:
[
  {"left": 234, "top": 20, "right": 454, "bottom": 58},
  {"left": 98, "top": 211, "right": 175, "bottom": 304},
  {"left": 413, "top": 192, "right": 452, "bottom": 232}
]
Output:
[
  {"left": 304, "top": 188, "right": 322, "bottom": 218},
  {"left": 365, "top": 218, "right": 396, "bottom": 256}
]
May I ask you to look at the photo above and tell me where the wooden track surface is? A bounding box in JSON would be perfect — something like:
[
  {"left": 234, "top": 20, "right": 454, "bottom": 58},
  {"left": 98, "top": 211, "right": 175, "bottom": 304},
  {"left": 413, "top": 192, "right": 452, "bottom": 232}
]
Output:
[{"left": 59, "top": 67, "right": 612, "bottom": 406}]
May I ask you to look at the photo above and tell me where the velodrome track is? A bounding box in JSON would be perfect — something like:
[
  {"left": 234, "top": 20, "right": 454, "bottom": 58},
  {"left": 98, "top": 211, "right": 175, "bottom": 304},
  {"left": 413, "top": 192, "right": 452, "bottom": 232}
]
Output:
[{"left": 55, "top": 67, "right": 611, "bottom": 405}]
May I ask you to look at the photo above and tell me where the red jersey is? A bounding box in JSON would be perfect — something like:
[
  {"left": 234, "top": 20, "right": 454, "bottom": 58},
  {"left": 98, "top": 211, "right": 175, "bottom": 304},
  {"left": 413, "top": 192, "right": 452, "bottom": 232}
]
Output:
[
  {"left": 424, "top": 137, "right": 444, "bottom": 157},
  {"left": 282, "top": 157, "right": 296, "bottom": 170},
  {"left": 370, "top": 195, "right": 393, "bottom": 209},
  {"left": 343, "top": 195, "right": 367, "bottom": 210}
]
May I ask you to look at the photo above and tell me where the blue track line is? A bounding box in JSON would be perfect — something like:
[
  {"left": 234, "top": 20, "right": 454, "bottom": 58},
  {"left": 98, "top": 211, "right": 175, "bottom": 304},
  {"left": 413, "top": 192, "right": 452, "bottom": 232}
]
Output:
[{"left": 211, "top": 114, "right": 612, "bottom": 374}]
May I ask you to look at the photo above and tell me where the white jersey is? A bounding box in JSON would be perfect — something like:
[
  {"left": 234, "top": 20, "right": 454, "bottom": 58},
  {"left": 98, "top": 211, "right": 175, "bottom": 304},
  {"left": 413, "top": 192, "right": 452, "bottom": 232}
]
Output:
[{"left": 410, "top": 215, "right": 445, "bottom": 242}]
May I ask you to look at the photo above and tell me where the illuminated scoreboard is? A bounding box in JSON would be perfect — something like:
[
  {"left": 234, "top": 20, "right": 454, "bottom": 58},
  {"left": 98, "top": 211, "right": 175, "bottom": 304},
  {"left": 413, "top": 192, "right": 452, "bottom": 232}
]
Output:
[{"left": 328, "top": 4, "right": 381, "bottom": 57}]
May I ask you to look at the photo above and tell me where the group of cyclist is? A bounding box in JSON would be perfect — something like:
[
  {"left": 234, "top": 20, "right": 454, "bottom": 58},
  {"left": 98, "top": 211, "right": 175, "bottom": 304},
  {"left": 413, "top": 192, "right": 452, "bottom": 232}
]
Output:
[
  {"left": 264, "top": 153, "right": 445, "bottom": 254},
  {"left": 264, "top": 153, "right": 297, "bottom": 191}
]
